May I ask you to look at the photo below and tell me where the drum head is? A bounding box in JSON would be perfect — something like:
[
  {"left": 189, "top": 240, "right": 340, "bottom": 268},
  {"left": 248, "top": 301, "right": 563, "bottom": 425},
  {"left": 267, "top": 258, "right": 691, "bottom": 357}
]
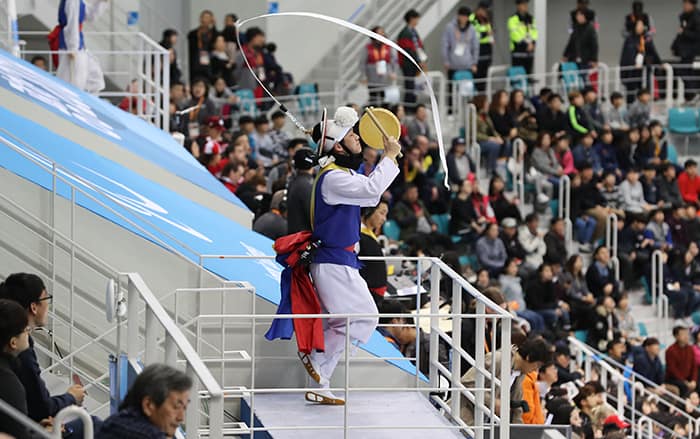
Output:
[{"left": 358, "top": 108, "right": 401, "bottom": 150}]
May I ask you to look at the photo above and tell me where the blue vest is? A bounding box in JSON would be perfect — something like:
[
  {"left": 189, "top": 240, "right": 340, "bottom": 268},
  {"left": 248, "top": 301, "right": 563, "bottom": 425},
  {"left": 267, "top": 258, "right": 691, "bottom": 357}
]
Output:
[
  {"left": 58, "top": 0, "right": 86, "bottom": 50},
  {"left": 311, "top": 165, "right": 361, "bottom": 268}
]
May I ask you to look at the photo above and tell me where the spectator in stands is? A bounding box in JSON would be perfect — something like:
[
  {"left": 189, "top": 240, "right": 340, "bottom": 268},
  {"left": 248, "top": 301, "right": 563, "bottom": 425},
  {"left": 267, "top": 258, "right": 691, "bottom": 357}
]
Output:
[
  {"left": 522, "top": 364, "right": 546, "bottom": 425},
  {"left": 407, "top": 104, "right": 435, "bottom": 145},
  {"left": 446, "top": 137, "right": 473, "bottom": 186},
  {"left": 624, "top": 1, "right": 655, "bottom": 38},
  {"left": 554, "top": 134, "right": 576, "bottom": 176},
  {"left": 553, "top": 344, "right": 583, "bottom": 386},
  {"left": 604, "top": 92, "right": 628, "bottom": 132},
  {"left": 159, "top": 29, "right": 182, "bottom": 84},
  {"left": 183, "top": 78, "right": 216, "bottom": 132},
  {"left": 474, "top": 268, "right": 494, "bottom": 292},
  {"left": 442, "top": 6, "right": 479, "bottom": 114},
  {"left": 658, "top": 163, "right": 685, "bottom": 209},
  {"left": 614, "top": 294, "right": 641, "bottom": 344},
  {"left": 208, "top": 76, "right": 237, "bottom": 114},
  {"left": 519, "top": 213, "right": 546, "bottom": 272},
  {"left": 574, "top": 381, "right": 605, "bottom": 439},
  {"left": 640, "top": 163, "right": 660, "bottom": 206},
  {"left": 625, "top": 88, "right": 651, "bottom": 128},
  {"left": 392, "top": 183, "right": 436, "bottom": 240},
  {"left": 449, "top": 177, "right": 483, "bottom": 244},
  {"left": 544, "top": 217, "right": 568, "bottom": 269},
  {"left": 509, "top": 89, "right": 538, "bottom": 146},
  {"left": 635, "top": 120, "right": 668, "bottom": 167},
  {"left": 560, "top": 255, "right": 597, "bottom": 330},
  {"left": 0, "top": 274, "right": 87, "bottom": 424},
  {"left": 596, "top": 130, "right": 620, "bottom": 177},
  {"left": 489, "top": 175, "right": 521, "bottom": 222},
  {"left": 600, "top": 172, "right": 625, "bottom": 218},
  {"left": 359, "top": 202, "right": 389, "bottom": 305},
  {"left": 237, "top": 174, "right": 268, "bottom": 214},
  {"left": 200, "top": 136, "right": 223, "bottom": 177},
  {"left": 30, "top": 55, "right": 48, "bottom": 72},
  {"left": 619, "top": 167, "right": 652, "bottom": 215},
  {"left": 588, "top": 296, "right": 621, "bottom": 351},
  {"left": 678, "top": 159, "right": 700, "bottom": 207},
  {"left": 645, "top": 208, "right": 672, "bottom": 250},
  {"left": 569, "top": 173, "right": 597, "bottom": 251},
  {"left": 526, "top": 263, "right": 571, "bottom": 331},
  {"left": 97, "top": 364, "right": 191, "bottom": 439},
  {"left": 531, "top": 132, "right": 563, "bottom": 201},
  {"left": 573, "top": 133, "right": 601, "bottom": 174},
  {"left": 668, "top": 204, "right": 690, "bottom": 249},
  {"left": 634, "top": 337, "right": 664, "bottom": 385},
  {"left": 461, "top": 336, "right": 552, "bottom": 425},
  {"left": 219, "top": 161, "right": 245, "bottom": 194},
  {"left": 221, "top": 13, "right": 239, "bottom": 54},
  {"left": 397, "top": 9, "right": 425, "bottom": 113},
  {"left": 672, "top": 0, "right": 700, "bottom": 101},
  {"left": 361, "top": 26, "right": 398, "bottom": 106},
  {"left": 508, "top": 0, "right": 538, "bottom": 75},
  {"left": 606, "top": 338, "right": 627, "bottom": 365},
  {"left": 621, "top": 18, "right": 661, "bottom": 103},
  {"left": 563, "top": 9, "right": 598, "bottom": 71},
  {"left": 665, "top": 326, "right": 698, "bottom": 397},
  {"left": 489, "top": 90, "right": 518, "bottom": 146},
  {"left": 474, "top": 95, "right": 504, "bottom": 174},
  {"left": 616, "top": 127, "right": 639, "bottom": 173},
  {"left": 618, "top": 215, "right": 652, "bottom": 285},
  {"left": 0, "top": 299, "right": 32, "bottom": 439},
  {"left": 253, "top": 189, "right": 287, "bottom": 240},
  {"left": 500, "top": 258, "right": 546, "bottom": 333},
  {"left": 269, "top": 112, "right": 291, "bottom": 159},
  {"left": 568, "top": 91, "right": 594, "bottom": 144},
  {"left": 286, "top": 147, "right": 315, "bottom": 234},
  {"left": 586, "top": 246, "right": 620, "bottom": 302},
  {"left": 549, "top": 400, "right": 585, "bottom": 437},
  {"left": 358, "top": 147, "right": 379, "bottom": 177},
  {"left": 476, "top": 222, "right": 508, "bottom": 276},
  {"left": 538, "top": 94, "right": 568, "bottom": 138},
  {"left": 500, "top": 217, "right": 527, "bottom": 262},
  {"left": 470, "top": 1, "right": 494, "bottom": 91},
  {"left": 251, "top": 115, "right": 277, "bottom": 167},
  {"left": 187, "top": 10, "right": 217, "bottom": 81},
  {"left": 210, "top": 35, "right": 235, "bottom": 86},
  {"left": 234, "top": 27, "right": 266, "bottom": 101},
  {"left": 575, "top": 163, "right": 610, "bottom": 239},
  {"left": 664, "top": 247, "right": 700, "bottom": 319}
]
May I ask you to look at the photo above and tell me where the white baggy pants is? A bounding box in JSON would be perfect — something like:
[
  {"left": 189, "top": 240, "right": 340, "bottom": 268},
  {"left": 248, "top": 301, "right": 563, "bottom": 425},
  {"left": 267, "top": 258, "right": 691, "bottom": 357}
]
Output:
[{"left": 309, "top": 262, "right": 379, "bottom": 383}]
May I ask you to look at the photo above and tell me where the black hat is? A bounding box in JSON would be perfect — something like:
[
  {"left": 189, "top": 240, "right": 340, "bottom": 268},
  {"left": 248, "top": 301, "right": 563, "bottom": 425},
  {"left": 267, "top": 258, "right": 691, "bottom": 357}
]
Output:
[
  {"left": 293, "top": 148, "right": 316, "bottom": 170},
  {"left": 452, "top": 137, "right": 467, "bottom": 147},
  {"left": 458, "top": 6, "right": 472, "bottom": 16},
  {"left": 516, "top": 0, "right": 529, "bottom": 4}
]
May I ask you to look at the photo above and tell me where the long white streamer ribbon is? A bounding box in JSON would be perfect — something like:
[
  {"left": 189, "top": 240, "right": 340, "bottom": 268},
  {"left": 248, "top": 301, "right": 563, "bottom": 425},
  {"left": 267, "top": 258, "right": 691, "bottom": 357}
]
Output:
[{"left": 236, "top": 11, "right": 449, "bottom": 188}]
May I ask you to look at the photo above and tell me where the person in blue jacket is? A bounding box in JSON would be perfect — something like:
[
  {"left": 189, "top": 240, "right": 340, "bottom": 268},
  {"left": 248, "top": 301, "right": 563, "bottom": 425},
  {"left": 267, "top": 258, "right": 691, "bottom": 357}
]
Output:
[{"left": 632, "top": 337, "right": 664, "bottom": 386}]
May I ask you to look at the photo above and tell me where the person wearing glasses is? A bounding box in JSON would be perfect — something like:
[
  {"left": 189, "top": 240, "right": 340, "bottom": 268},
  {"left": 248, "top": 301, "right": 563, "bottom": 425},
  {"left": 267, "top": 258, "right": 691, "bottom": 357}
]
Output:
[
  {"left": 0, "top": 299, "right": 32, "bottom": 439},
  {"left": 0, "top": 273, "right": 88, "bottom": 427}
]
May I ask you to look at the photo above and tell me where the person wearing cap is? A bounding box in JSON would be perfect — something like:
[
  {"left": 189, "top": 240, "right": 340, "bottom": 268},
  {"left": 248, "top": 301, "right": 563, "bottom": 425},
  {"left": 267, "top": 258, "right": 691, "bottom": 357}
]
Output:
[
  {"left": 553, "top": 344, "right": 583, "bottom": 386},
  {"left": 358, "top": 201, "right": 389, "bottom": 305},
  {"left": 672, "top": 0, "right": 700, "bottom": 101},
  {"left": 360, "top": 26, "right": 399, "bottom": 107},
  {"left": 601, "top": 414, "right": 630, "bottom": 436},
  {"left": 298, "top": 107, "right": 400, "bottom": 405},
  {"left": 500, "top": 217, "right": 527, "bottom": 262},
  {"left": 253, "top": 190, "right": 288, "bottom": 240},
  {"left": 442, "top": 6, "right": 479, "bottom": 114},
  {"left": 199, "top": 136, "right": 223, "bottom": 177},
  {"left": 397, "top": 9, "right": 425, "bottom": 113},
  {"left": 508, "top": 0, "right": 538, "bottom": 75},
  {"left": 470, "top": 1, "right": 494, "bottom": 91},
  {"left": 286, "top": 147, "right": 316, "bottom": 234}
]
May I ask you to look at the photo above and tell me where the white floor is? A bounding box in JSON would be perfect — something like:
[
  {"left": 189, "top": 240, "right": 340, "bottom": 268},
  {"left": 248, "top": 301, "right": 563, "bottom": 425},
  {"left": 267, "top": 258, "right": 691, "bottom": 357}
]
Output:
[{"left": 245, "top": 391, "right": 465, "bottom": 438}]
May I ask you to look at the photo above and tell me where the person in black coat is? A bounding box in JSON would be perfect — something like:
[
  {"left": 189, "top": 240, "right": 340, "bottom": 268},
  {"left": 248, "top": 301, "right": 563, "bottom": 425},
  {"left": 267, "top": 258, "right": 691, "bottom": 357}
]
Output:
[
  {"left": 587, "top": 296, "right": 622, "bottom": 351},
  {"left": 563, "top": 9, "right": 598, "bottom": 70},
  {"left": 537, "top": 94, "right": 568, "bottom": 137},
  {"left": 672, "top": 0, "right": 700, "bottom": 100},
  {"left": 187, "top": 10, "right": 218, "bottom": 82},
  {"left": 585, "top": 246, "right": 621, "bottom": 303},
  {"left": 620, "top": 19, "right": 661, "bottom": 101},
  {"left": 544, "top": 218, "right": 568, "bottom": 268},
  {"left": 285, "top": 147, "right": 316, "bottom": 234},
  {"left": 0, "top": 299, "right": 32, "bottom": 439},
  {"left": 359, "top": 203, "right": 389, "bottom": 306},
  {"left": 525, "top": 263, "right": 571, "bottom": 330}
]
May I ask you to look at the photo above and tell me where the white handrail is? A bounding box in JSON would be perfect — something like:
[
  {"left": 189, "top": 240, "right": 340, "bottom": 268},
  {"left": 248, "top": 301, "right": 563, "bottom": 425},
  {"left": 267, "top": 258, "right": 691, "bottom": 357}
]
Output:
[
  {"left": 54, "top": 406, "right": 94, "bottom": 439},
  {"left": 651, "top": 250, "right": 664, "bottom": 317},
  {"left": 605, "top": 213, "right": 620, "bottom": 282},
  {"left": 558, "top": 174, "right": 572, "bottom": 250},
  {"left": 466, "top": 103, "right": 480, "bottom": 181},
  {"left": 512, "top": 138, "right": 526, "bottom": 216}
]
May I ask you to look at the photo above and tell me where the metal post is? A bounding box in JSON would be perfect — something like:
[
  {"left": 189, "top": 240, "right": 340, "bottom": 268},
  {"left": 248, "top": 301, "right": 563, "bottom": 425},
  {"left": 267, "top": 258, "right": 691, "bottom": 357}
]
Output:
[
  {"left": 69, "top": 187, "right": 75, "bottom": 378},
  {"left": 474, "top": 301, "right": 485, "bottom": 439},
  {"left": 161, "top": 45, "right": 170, "bottom": 132},
  {"left": 559, "top": 174, "right": 572, "bottom": 249},
  {"left": 126, "top": 277, "right": 139, "bottom": 360},
  {"left": 616, "top": 378, "right": 625, "bottom": 414},
  {"left": 450, "top": 280, "right": 462, "bottom": 417},
  {"left": 344, "top": 316, "right": 350, "bottom": 439},
  {"left": 185, "top": 364, "right": 200, "bottom": 437},
  {"left": 663, "top": 63, "right": 674, "bottom": 114},
  {"left": 466, "top": 103, "right": 480, "bottom": 181},
  {"left": 164, "top": 334, "right": 177, "bottom": 366},
  {"left": 144, "top": 309, "right": 157, "bottom": 365},
  {"left": 606, "top": 213, "right": 620, "bottom": 281},
  {"left": 498, "top": 315, "right": 511, "bottom": 439},
  {"left": 651, "top": 250, "right": 663, "bottom": 314},
  {"left": 429, "top": 263, "right": 440, "bottom": 389}
]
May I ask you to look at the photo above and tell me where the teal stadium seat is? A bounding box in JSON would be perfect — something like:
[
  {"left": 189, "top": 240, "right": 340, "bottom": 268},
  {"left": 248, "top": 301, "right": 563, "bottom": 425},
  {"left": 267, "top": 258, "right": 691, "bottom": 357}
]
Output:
[
  {"left": 668, "top": 107, "right": 700, "bottom": 155},
  {"left": 431, "top": 213, "right": 450, "bottom": 235},
  {"left": 638, "top": 322, "right": 649, "bottom": 337},
  {"left": 574, "top": 330, "right": 588, "bottom": 342},
  {"left": 507, "top": 66, "right": 528, "bottom": 92},
  {"left": 235, "top": 89, "right": 257, "bottom": 116},
  {"left": 561, "top": 62, "right": 584, "bottom": 94},
  {"left": 667, "top": 144, "right": 679, "bottom": 165},
  {"left": 382, "top": 220, "right": 401, "bottom": 241},
  {"left": 295, "top": 83, "right": 320, "bottom": 116},
  {"left": 453, "top": 70, "right": 475, "bottom": 98}
]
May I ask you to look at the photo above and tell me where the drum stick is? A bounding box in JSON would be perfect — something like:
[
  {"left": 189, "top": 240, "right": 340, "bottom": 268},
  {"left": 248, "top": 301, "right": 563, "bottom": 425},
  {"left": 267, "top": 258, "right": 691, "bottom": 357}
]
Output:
[{"left": 365, "top": 107, "right": 403, "bottom": 158}]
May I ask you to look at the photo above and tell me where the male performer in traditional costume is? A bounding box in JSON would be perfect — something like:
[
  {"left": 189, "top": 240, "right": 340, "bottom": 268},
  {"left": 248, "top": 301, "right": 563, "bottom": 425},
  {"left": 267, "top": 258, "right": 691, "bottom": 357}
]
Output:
[{"left": 300, "top": 107, "right": 401, "bottom": 404}]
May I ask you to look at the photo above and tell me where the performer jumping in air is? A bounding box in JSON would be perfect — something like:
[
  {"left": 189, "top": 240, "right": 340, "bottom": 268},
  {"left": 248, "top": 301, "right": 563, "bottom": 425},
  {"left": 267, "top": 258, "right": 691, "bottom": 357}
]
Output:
[{"left": 298, "top": 106, "right": 401, "bottom": 405}]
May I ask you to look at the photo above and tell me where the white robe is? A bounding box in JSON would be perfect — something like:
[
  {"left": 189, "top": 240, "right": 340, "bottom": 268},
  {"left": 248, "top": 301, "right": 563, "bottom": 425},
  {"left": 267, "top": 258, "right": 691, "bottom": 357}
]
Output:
[
  {"left": 55, "top": 0, "right": 107, "bottom": 93},
  {"left": 309, "top": 157, "right": 399, "bottom": 383}
]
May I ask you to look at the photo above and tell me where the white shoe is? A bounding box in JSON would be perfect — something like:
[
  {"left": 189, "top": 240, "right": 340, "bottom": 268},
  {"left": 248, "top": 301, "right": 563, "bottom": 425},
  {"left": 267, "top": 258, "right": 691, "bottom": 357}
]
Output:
[
  {"left": 298, "top": 352, "right": 328, "bottom": 387},
  {"left": 305, "top": 389, "right": 345, "bottom": 405}
]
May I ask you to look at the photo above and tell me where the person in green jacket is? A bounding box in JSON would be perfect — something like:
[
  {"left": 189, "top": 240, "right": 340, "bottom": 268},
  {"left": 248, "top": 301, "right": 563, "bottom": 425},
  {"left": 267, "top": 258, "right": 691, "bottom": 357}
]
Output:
[{"left": 508, "top": 0, "right": 539, "bottom": 74}]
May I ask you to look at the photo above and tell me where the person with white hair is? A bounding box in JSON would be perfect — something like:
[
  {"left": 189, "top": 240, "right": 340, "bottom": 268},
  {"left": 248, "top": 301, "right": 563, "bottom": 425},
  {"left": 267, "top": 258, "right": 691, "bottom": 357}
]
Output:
[{"left": 298, "top": 107, "right": 401, "bottom": 405}]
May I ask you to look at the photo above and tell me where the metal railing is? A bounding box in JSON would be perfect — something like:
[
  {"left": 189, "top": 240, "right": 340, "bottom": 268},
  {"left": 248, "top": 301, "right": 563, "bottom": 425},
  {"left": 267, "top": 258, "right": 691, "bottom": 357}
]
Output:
[
  {"left": 558, "top": 174, "right": 573, "bottom": 252},
  {"left": 0, "top": 399, "right": 93, "bottom": 439},
  {"left": 465, "top": 102, "right": 480, "bottom": 181},
  {"left": 605, "top": 213, "right": 620, "bottom": 282},
  {"left": 122, "top": 272, "right": 226, "bottom": 439},
  {"left": 650, "top": 250, "right": 670, "bottom": 326},
  {"left": 13, "top": 30, "right": 170, "bottom": 131},
  {"left": 512, "top": 138, "right": 526, "bottom": 217},
  {"left": 185, "top": 254, "right": 514, "bottom": 439},
  {"left": 0, "top": 0, "right": 19, "bottom": 56},
  {"left": 568, "top": 337, "right": 698, "bottom": 438}
]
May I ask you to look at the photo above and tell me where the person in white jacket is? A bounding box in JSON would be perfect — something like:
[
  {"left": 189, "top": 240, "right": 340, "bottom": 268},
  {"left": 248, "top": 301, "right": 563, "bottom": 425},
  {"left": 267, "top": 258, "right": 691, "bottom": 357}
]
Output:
[
  {"left": 518, "top": 213, "right": 547, "bottom": 272},
  {"left": 55, "top": 0, "right": 108, "bottom": 93}
]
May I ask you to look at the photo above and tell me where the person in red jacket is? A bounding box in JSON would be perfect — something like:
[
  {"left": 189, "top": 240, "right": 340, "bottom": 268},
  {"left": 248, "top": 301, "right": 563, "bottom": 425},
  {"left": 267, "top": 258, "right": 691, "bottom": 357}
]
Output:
[
  {"left": 665, "top": 326, "right": 698, "bottom": 397},
  {"left": 678, "top": 159, "right": 700, "bottom": 208}
]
